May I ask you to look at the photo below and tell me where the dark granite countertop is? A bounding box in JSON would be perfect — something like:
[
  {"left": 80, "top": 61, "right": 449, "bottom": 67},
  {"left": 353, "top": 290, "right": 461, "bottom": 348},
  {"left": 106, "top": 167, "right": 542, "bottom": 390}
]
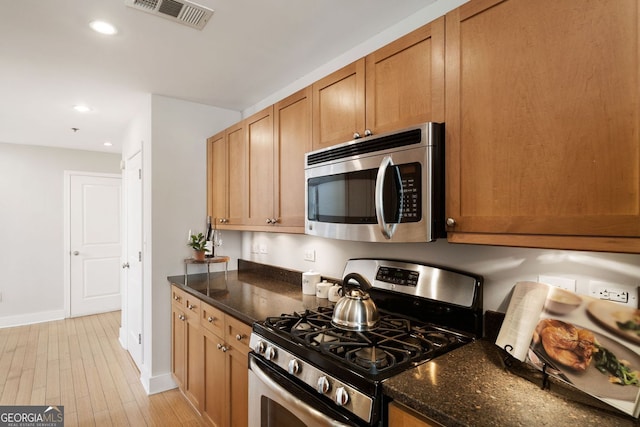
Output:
[
  {"left": 168, "top": 261, "right": 639, "bottom": 426},
  {"left": 167, "top": 260, "right": 332, "bottom": 325},
  {"left": 384, "top": 339, "right": 638, "bottom": 427}
]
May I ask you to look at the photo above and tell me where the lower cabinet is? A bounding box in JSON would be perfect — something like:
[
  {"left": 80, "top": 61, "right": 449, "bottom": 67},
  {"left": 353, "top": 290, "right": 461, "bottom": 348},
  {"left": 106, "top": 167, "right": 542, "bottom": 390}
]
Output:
[
  {"left": 171, "top": 285, "right": 251, "bottom": 427},
  {"left": 171, "top": 286, "right": 203, "bottom": 409},
  {"left": 388, "top": 402, "right": 443, "bottom": 427}
]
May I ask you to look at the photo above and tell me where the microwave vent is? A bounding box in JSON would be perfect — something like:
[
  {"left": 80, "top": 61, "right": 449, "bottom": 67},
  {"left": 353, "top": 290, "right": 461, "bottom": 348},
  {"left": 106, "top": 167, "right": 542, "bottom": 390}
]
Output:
[
  {"left": 306, "top": 128, "right": 422, "bottom": 166},
  {"left": 125, "top": 0, "right": 213, "bottom": 30}
]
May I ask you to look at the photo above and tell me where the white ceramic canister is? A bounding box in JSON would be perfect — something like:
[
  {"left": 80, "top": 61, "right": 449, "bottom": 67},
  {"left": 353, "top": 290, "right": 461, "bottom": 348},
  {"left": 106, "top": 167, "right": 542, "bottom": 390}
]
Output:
[
  {"left": 328, "top": 284, "right": 343, "bottom": 302},
  {"left": 316, "top": 281, "right": 332, "bottom": 299},
  {"left": 302, "top": 271, "right": 321, "bottom": 295}
]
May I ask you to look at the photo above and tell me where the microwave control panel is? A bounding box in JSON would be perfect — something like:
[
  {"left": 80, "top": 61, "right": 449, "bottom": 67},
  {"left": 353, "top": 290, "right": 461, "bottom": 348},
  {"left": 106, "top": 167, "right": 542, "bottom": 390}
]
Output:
[{"left": 398, "top": 163, "right": 421, "bottom": 222}]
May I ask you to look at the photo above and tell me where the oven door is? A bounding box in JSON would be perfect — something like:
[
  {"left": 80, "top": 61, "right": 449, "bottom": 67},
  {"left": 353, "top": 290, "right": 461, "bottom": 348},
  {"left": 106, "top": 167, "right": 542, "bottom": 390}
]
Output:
[{"left": 248, "top": 354, "right": 366, "bottom": 427}]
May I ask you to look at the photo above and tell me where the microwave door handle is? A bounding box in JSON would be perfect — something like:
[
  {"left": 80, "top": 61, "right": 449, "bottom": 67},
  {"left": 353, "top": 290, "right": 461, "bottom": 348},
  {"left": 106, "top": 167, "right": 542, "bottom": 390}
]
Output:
[{"left": 375, "top": 156, "right": 402, "bottom": 239}]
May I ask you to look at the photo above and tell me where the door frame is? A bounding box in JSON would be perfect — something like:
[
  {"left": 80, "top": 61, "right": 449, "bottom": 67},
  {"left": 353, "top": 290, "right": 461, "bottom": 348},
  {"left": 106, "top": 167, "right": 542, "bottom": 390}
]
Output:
[
  {"left": 63, "top": 170, "right": 123, "bottom": 319},
  {"left": 119, "top": 149, "right": 144, "bottom": 371}
]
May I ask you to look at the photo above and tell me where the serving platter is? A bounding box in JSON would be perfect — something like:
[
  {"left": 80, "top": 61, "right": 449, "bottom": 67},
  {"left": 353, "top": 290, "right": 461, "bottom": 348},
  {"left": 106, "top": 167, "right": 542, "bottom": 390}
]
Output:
[{"left": 587, "top": 300, "right": 640, "bottom": 346}]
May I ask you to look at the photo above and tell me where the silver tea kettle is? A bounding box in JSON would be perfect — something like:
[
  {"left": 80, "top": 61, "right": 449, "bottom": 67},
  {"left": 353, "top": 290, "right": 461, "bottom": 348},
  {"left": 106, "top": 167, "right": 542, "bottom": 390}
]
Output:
[{"left": 331, "top": 272, "right": 380, "bottom": 331}]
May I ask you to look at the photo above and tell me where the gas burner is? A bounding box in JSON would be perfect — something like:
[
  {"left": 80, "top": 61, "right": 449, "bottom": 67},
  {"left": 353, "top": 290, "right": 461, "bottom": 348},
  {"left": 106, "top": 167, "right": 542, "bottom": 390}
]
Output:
[{"left": 352, "top": 347, "right": 391, "bottom": 370}]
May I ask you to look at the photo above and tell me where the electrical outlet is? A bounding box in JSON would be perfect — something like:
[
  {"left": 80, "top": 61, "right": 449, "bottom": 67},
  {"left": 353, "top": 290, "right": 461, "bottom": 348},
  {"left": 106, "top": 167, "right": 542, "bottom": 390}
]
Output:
[
  {"left": 304, "top": 249, "right": 316, "bottom": 262},
  {"left": 538, "top": 275, "right": 576, "bottom": 292},
  {"left": 259, "top": 244, "right": 267, "bottom": 254},
  {"left": 589, "top": 280, "right": 638, "bottom": 307}
]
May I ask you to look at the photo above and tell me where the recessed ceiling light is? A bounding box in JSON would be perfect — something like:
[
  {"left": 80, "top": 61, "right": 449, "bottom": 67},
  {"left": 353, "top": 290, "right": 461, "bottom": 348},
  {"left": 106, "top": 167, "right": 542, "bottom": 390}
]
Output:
[
  {"left": 90, "top": 20, "right": 118, "bottom": 35},
  {"left": 104, "top": 142, "right": 113, "bottom": 147},
  {"left": 73, "top": 105, "right": 91, "bottom": 113}
]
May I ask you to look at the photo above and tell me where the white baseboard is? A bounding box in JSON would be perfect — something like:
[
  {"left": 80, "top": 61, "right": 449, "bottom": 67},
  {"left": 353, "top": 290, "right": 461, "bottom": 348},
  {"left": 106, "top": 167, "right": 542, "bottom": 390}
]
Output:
[
  {"left": 0, "top": 310, "right": 65, "bottom": 328},
  {"left": 140, "top": 371, "right": 178, "bottom": 395}
]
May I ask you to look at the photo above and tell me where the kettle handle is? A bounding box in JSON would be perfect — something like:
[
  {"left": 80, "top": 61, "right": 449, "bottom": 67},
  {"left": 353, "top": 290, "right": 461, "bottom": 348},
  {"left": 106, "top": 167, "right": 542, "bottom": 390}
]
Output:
[{"left": 342, "top": 272, "right": 372, "bottom": 293}]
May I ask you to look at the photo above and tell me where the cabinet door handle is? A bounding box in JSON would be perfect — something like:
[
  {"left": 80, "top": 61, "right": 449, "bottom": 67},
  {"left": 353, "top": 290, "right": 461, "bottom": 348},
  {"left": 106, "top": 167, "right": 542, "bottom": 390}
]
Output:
[
  {"left": 364, "top": 129, "right": 372, "bottom": 137},
  {"left": 174, "top": 295, "right": 181, "bottom": 301},
  {"left": 207, "top": 316, "right": 215, "bottom": 323},
  {"left": 353, "top": 132, "right": 361, "bottom": 139},
  {"left": 446, "top": 217, "right": 457, "bottom": 227},
  {"left": 236, "top": 334, "right": 246, "bottom": 341},
  {"left": 217, "top": 343, "right": 228, "bottom": 352},
  {"left": 187, "top": 304, "right": 195, "bottom": 310},
  {"left": 178, "top": 314, "right": 185, "bottom": 321}
]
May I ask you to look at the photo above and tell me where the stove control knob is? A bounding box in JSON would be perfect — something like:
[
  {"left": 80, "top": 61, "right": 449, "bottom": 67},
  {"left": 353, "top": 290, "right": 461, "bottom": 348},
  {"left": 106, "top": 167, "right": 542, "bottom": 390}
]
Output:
[
  {"left": 287, "top": 359, "right": 301, "bottom": 375},
  {"left": 316, "top": 376, "right": 330, "bottom": 394},
  {"left": 265, "top": 346, "right": 277, "bottom": 361},
  {"left": 255, "top": 341, "right": 266, "bottom": 354},
  {"left": 335, "top": 387, "right": 349, "bottom": 406}
]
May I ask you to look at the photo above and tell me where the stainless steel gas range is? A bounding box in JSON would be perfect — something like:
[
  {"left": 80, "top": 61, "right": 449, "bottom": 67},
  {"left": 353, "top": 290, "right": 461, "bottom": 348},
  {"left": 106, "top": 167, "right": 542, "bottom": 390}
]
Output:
[{"left": 248, "top": 258, "right": 483, "bottom": 427}]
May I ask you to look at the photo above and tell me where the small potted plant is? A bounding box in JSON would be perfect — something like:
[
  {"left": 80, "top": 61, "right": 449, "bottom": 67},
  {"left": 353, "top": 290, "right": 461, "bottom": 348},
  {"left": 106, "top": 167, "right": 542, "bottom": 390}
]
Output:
[{"left": 188, "top": 232, "right": 207, "bottom": 261}]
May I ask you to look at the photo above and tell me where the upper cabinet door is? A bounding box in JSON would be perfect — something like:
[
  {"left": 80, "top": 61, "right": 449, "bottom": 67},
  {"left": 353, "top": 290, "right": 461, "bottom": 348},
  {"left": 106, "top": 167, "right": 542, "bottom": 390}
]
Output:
[
  {"left": 312, "top": 59, "right": 365, "bottom": 151},
  {"left": 273, "top": 87, "right": 312, "bottom": 230},
  {"left": 226, "top": 121, "right": 247, "bottom": 226},
  {"left": 365, "top": 16, "right": 445, "bottom": 133},
  {"left": 246, "top": 106, "right": 275, "bottom": 227},
  {"left": 445, "top": 0, "right": 640, "bottom": 252},
  {"left": 207, "top": 131, "right": 226, "bottom": 224}
]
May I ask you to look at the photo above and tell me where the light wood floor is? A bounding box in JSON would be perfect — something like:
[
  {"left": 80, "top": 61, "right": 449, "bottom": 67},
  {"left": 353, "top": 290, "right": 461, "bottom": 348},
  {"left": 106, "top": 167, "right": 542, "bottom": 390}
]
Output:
[{"left": 0, "top": 311, "right": 207, "bottom": 426}]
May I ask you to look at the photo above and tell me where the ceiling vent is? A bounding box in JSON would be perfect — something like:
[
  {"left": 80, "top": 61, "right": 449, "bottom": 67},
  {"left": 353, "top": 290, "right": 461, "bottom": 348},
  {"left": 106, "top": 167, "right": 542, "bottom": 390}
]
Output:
[{"left": 125, "top": 0, "right": 213, "bottom": 30}]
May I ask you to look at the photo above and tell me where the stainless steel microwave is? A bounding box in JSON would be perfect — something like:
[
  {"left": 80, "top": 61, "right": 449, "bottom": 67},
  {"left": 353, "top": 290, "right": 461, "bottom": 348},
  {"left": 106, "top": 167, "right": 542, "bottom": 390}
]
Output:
[{"left": 304, "top": 122, "right": 445, "bottom": 243}]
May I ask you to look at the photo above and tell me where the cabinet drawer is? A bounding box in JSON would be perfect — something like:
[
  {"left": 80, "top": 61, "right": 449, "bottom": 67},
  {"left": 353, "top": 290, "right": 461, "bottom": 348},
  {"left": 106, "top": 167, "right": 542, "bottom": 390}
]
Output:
[
  {"left": 183, "top": 293, "right": 202, "bottom": 320},
  {"left": 171, "top": 286, "right": 187, "bottom": 308},
  {"left": 201, "top": 302, "right": 226, "bottom": 337},
  {"left": 227, "top": 316, "right": 252, "bottom": 356}
]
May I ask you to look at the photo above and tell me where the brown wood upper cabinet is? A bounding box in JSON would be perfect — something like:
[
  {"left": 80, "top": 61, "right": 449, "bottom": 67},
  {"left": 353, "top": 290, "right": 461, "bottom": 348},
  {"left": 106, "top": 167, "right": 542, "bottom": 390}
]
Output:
[
  {"left": 312, "top": 17, "right": 445, "bottom": 151},
  {"left": 245, "top": 91, "right": 310, "bottom": 232},
  {"left": 272, "top": 87, "right": 312, "bottom": 230},
  {"left": 207, "top": 122, "right": 247, "bottom": 228},
  {"left": 444, "top": 0, "right": 640, "bottom": 253},
  {"left": 246, "top": 106, "right": 275, "bottom": 227}
]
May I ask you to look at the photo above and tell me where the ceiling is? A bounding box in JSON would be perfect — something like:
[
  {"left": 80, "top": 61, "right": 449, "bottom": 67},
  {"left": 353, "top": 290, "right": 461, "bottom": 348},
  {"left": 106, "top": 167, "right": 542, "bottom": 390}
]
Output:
[{"left": 0, "top": 0, "right": 438, "bottom": 153}]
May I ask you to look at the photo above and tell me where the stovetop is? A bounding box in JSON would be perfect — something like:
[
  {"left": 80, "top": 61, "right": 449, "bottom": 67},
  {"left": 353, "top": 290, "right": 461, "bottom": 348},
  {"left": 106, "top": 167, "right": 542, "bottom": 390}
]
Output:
[
  {"left": 261, "top": 305, "right": 472, "bottom": 381},
  {"left": 249, "top": 259, "right": 483, "bottom": 425}
]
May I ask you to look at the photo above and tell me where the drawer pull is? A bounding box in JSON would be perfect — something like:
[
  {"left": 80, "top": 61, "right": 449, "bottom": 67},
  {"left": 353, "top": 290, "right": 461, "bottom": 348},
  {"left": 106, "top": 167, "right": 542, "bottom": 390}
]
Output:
[
  {"left": 187, "top": 304, "right": 195, "bottom": 310},
  {"left": 236, "top": 334, "right": 246, "bottom": 341},
  {"left": 207, "top": 316, "right": 215, "bottom": 323}
]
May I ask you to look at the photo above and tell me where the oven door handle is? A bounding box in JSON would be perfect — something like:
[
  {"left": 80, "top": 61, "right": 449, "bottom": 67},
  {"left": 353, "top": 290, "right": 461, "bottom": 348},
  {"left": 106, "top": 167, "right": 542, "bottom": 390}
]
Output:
[
  {"left": 249, "top": 357, "right": 353, "bottom": 427},
  {"left": 375, "top": 156, "right": 402, "bottom": 240}
]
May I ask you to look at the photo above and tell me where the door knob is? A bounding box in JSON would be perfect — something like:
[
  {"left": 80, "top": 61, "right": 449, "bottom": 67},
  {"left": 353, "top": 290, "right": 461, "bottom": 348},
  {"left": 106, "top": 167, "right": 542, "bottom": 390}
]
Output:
[{"left": 72, "top": 251, "right": 79, "bottom": 256}]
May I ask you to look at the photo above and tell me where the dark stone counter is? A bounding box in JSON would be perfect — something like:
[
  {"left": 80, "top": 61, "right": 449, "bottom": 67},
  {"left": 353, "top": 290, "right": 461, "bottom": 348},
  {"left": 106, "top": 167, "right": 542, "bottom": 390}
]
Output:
[
  {"left": 384, "top": 339, "right": 638, "bottom": 427},
  {"left": 167, "top": 259, "right": 332, "bottom": 325}
]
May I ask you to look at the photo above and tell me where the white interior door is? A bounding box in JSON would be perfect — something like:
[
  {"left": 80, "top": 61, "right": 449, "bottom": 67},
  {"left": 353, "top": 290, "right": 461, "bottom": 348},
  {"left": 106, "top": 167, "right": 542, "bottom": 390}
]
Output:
[
  {"left": 124, "top": 152, "right": 143, "bottom": 369},
  {"left": 70, "top": 174, "right": 122, "bottom": 317}
]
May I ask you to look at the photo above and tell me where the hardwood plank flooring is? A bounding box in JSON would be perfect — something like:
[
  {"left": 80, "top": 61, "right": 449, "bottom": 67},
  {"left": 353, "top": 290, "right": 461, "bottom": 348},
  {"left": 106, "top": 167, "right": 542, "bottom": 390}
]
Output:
[{"left": 0, "top": 311, "right": 207, "bottom": 427}]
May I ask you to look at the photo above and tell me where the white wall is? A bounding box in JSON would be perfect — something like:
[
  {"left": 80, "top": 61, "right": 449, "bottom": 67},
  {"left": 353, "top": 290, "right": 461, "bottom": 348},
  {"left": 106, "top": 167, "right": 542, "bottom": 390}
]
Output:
[
  {"left": 121, "top": 94, "right": 241, "bottom": 394},
  {"left": 0, "top": 143, "right": 120, "bottom": 326},
  {"left": 242, "top": 233, "right": 640, "bottom": 314}
]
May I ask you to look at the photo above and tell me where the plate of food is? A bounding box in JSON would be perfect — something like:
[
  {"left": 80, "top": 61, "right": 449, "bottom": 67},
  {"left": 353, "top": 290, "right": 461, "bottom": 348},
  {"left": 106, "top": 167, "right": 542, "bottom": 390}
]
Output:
[
  {"left": 587, "top": 300, "right": 640, "bottom": 346},
  {"left": 530, "top": 318, "right": 640, "bottom": 402}
]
